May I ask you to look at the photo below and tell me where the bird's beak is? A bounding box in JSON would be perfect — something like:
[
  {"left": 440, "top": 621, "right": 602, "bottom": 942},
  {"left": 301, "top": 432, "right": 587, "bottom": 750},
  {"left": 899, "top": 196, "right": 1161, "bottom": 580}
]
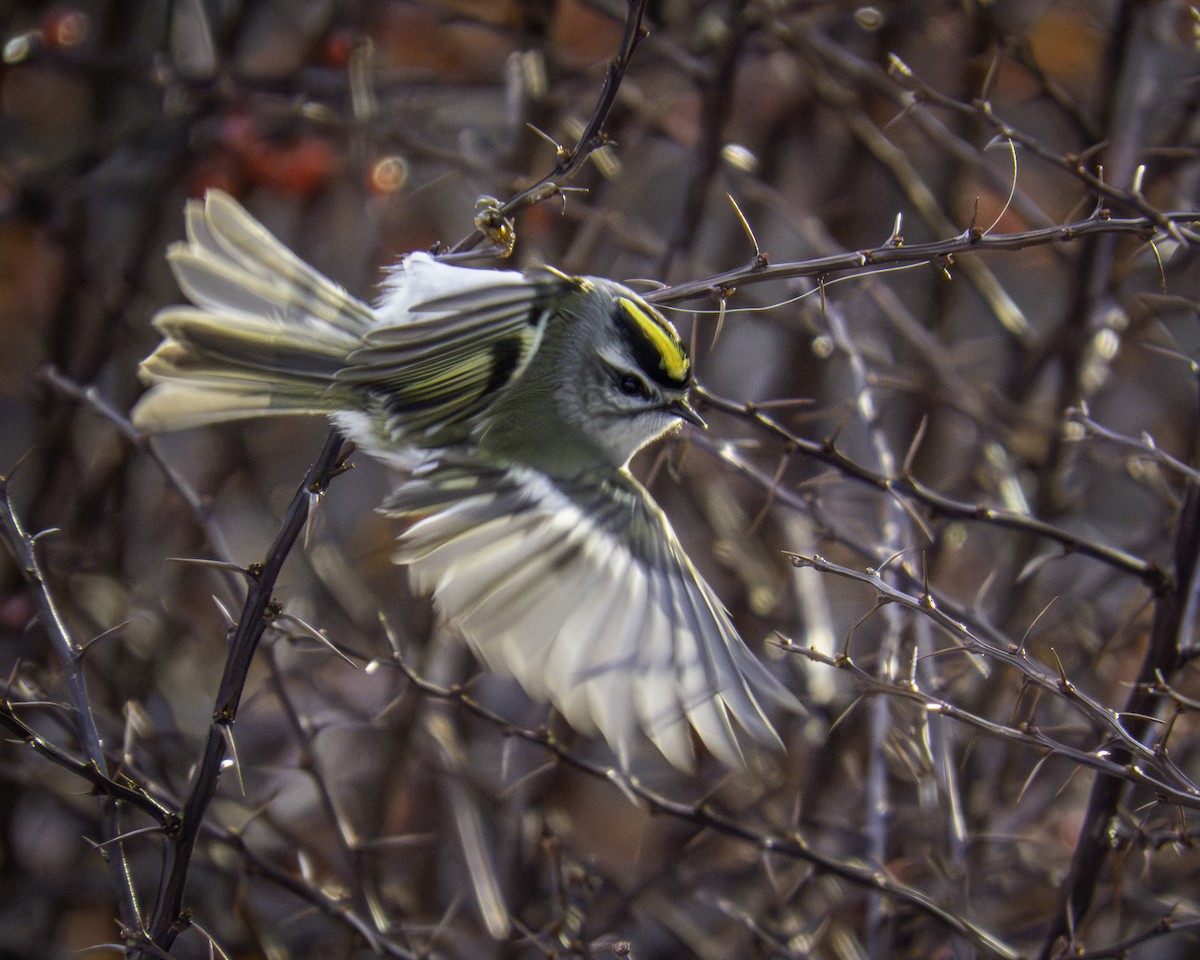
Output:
[{"left": 669, "top": 397, "right": 707, "bottom": 429}]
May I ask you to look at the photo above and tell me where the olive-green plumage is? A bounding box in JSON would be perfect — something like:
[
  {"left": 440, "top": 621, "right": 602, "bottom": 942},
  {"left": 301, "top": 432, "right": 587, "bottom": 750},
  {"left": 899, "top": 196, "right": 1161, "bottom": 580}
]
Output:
[{"left": 134, "top": 191, "right": 800, "bottom": 770}]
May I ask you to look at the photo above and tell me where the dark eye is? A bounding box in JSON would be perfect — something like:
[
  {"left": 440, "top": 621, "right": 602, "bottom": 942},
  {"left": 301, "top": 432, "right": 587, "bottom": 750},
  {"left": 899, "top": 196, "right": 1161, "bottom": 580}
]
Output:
[{"left": 617, "top": 373, "right": 649, "bottom": 399}]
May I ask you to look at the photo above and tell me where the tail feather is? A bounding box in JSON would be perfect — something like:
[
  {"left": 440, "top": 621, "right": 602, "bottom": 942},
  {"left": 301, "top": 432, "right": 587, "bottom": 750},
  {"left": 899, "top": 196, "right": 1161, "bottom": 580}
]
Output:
[
  {"left": 133, "top": 192, "right": 371, "bottom": 433},
  {"left": 173, "top": 192, "right": 375, "bottom": 334},
  {"left": 130, "top": 381, "right": 338, "bottom": 431},
  {"left": 150, "top": 309, "right": 356, "bottom": 377}
]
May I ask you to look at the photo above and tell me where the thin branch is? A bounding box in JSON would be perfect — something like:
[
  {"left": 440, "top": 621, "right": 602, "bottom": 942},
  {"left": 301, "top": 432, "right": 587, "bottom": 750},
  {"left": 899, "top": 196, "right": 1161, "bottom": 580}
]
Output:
[
  {"left": 0, "top": 703, "right": 176, "bottom": 826},
  {"left": 779, "top": 641, "right": 1196, "bottom": 807},
  {"left": 1069, "top": 406, "right": 1200, "bottom": 485},
  {"left": 659, "top": 0, "right": 750, "bottom": 274},
  {"left": 0, "top": 694, "right": 422, "bottom": 959},
  {"left": 384, "top": 651, "right": 1022, "bottom": 960},
  {"left": 202, "top": 822, "right": 422, "bottom": 960},
  {"left": 138, "top": 430, "right": 351, "bottom": 956},
  {"left": 39, "top": 364, "right": 235, "bottom": 565},
  {"left": 1038, "top": 479, "right": 1200, "bottom": 957},
  {"left": 693, "top": 385, "right": 1164, "bottom": 588},
  {"left": 887, "top": 59, "right": 1199, "bottom": 245},
  {"left": 0, "top": 470, "right": 144, "bottom": 932},
  {"left": 448, "top": 0, "right": 650, "bottom": 254},
  {"left": 782, "top": 552, "right": 1200, "bottom": 806},
  {"left": 1070, "top": 914, "right": 1200, "bottom": 959},
  {"left": 651, "top": 210, "right": 1199, "bottom": 306}
]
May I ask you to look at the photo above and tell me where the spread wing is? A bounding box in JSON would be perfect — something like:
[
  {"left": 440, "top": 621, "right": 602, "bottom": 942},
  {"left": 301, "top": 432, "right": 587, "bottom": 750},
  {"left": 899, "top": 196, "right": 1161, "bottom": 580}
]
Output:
[
  {"left": 339, "top": 277, "right": 553, "bottom": 437},
  {"left": 135, "top": 190, "right": 555, "bottom": 439},
  {"left": 385, "top": 457, "right": 801, "bottom": 770}
]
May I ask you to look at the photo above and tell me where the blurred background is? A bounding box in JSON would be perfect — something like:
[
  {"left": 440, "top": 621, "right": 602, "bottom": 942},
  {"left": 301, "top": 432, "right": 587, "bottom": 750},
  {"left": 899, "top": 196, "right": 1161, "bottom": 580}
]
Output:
[{"left": 2, "top": 1, "right": 1200, "bottom": 957}]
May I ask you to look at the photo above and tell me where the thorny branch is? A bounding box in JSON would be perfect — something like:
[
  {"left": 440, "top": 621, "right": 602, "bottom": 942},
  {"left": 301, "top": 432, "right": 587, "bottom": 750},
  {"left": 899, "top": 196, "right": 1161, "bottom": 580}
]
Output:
[
  {"left": 448, "top": 0, "right": 650, "bottom": 255},
  {"left": 1038, "top": 479, "right": 1200, "bottom": 958},
  {"left": 652, "top": 210, "right": 1199, "bottom": 307},
  {"left": 384, "top": 647, "right": 1022, "bottom": 960},
  {"left": 778, "top": 554, "right": 1200, "bottom": 808},
  {"left": 1070, "top": 404, "right": 1200, "bottom": 486},
  {"left": 0, "top": 694, "right": 424, "bottom": 959},
  {"left": 0, "top": 705, "right": 175, "bottom": 826},
  {"left": 203, "top": 821, "right": 422, "bottom": 960},
  {"left": 0, "top": 470, "right": 144, "bottom": 932},
  {"left": 39, "top": 364, "right": 235, "bottom": 565},
  {"left": 693, "top": 385, "right": 1164, "bottom": 587},
  {"left": 888, "top": 58, "right": 1200, "bottom": 246},
  {"left": 135, "top": 430, "right": 351, "bottom": 958},
  {"left": 659, "top": 0, "right": 750, "bottom": 274}
]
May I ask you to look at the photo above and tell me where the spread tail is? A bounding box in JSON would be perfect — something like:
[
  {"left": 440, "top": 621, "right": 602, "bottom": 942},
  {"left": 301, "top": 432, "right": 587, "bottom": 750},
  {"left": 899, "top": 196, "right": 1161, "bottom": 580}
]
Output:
[{"left": 132, "top": 192, "right": 371, "bottom": 432}]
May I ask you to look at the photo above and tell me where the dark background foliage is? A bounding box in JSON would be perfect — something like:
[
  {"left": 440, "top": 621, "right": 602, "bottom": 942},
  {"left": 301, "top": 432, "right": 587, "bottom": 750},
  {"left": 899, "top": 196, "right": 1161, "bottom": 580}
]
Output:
[{"left": 1, "top": 1, "right": 1199, "bottom": 958}]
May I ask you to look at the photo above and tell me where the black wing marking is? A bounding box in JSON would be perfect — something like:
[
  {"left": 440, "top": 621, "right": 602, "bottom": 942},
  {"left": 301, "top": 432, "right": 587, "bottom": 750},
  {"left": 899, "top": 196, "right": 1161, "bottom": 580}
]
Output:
[{"left": 337, "top": 281, "right": 551, "bottom": 436}]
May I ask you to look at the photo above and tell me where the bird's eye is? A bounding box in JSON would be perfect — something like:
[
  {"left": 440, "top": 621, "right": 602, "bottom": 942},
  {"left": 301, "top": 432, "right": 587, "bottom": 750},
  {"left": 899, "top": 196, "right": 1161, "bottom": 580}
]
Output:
[{"left": 617, "top": 373, "right": 649, "bottom": 399}]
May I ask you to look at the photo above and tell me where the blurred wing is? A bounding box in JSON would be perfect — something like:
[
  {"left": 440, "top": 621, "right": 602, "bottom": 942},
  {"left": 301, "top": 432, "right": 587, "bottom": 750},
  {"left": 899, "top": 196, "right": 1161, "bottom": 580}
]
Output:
[
  {"left": 385, "top": 458, "right": 801, "bottom": 770},
  {"left": 338, "top": 264, "right": 553, "bottom": 436},
  {"left": 136, "top": 190, "right": 558, "bottom": 438}
]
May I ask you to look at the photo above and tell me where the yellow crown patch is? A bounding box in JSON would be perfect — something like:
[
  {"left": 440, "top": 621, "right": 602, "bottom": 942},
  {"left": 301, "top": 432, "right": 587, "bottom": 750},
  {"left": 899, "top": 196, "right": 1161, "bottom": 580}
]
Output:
[{"left": 617, "top": 297, "right": 689, "bottom": 382}]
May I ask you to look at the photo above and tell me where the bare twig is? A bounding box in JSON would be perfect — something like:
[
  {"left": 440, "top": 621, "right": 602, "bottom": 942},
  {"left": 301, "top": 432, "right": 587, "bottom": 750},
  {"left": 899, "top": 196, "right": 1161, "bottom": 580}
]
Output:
[
  {"left": 448, "top": 0, "right": 650, "bottom": 255},
  {"left": 659, "top": 0, "right": 750, "bottom": 275},
  {"left": 384, "top": 650, "right": 1022, "bottom": 960},
  {"left": 652, "top": 211, "right": 1198, "bottom": 306},
  {"left": 1069, "top": 405, "right": 1200, "bottom": 485},
  {"left": 0, "top": 470, "right": 144, "bottom": 933},
  {"left": 137, "top": 430, "right": 351, "bottom": 957},
  {"left": 693, "top": 385, "right": 1164, "bottom": 587},
  {"left": 1038, "top": 480, "right": 1200, "bottom": 957},
  {"left": 782, "top": 552, "right": 1200, "bottom": 807},
  {"left": 39, "top": 364, "right": 235, "bottom": 565},
  {"left": 886, "top": 59, "right": 1200, "bottom": 245},
  {"left": 0, "top": 702, "right": 175, "bottom": 825}
]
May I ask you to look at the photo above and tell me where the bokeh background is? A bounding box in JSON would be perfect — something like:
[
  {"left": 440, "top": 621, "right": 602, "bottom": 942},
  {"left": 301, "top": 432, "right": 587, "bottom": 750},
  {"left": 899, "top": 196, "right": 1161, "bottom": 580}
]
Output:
[{"left": 2, "top": 1, "right": 1200, "bottom": 958}]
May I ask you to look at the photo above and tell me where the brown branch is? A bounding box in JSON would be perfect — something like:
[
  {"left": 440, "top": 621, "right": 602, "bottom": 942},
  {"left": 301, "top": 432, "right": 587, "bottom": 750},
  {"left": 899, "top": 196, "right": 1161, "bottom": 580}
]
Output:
[
  {"left": 784, "top": 24, "right": 1062, "bottom": 235},
  {"left": 1070, "top": 406, "right": 1200, "bottom": 485},
  {"left": 137, "top": 429, "right": 351, "bottom": 957},
  {"left": 448, "top": 0, "right": 650, "bottom": 255},
  {"left": 779, "top": 641, "right": 1196, "bottom": 804},
  {"left": 0, "top": 702, "right": 176, "bottom": 826},
  {"left": 0, "top": 695, "right": 420, "bottom": 959},
  {"left": 1070, "top": 914, "right": 1200, "bottom": 959},
  {"left": 201, "top": 823, "right": 421, "bottom": 960},
  {"left": 0, "top": 469, "right": 144, "bottom": 933},
  {"left": 39, "top": 364, "right": 236, "bottom": 566},
  {"left": 384, "top": 649, "right": 1023, "bottom": 960},
  {"left": 659, "top": 0, "right": 749, "bottom": 274},
  {"left": 693, "top": 385, "right": 1165, "bottom": 588},
  {"left": 887, "top": 59, "right": 1199, "bottom": 245},
  {"left": 651, "top": 210, "right": 1198, "bottom": 306},
  {"left": 782, "top": 552, "right": 1200, "bottom": 807},
  {"left": 1038, "top": 479, "right": 1200, "bottom": 958}
]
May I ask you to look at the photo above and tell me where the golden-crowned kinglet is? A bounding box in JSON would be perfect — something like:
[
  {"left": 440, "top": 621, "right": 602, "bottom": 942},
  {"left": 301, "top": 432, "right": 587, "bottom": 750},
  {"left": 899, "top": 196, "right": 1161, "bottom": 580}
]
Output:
[{"left": 133, "top": 191, "right": 799, "bottom": 770}]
